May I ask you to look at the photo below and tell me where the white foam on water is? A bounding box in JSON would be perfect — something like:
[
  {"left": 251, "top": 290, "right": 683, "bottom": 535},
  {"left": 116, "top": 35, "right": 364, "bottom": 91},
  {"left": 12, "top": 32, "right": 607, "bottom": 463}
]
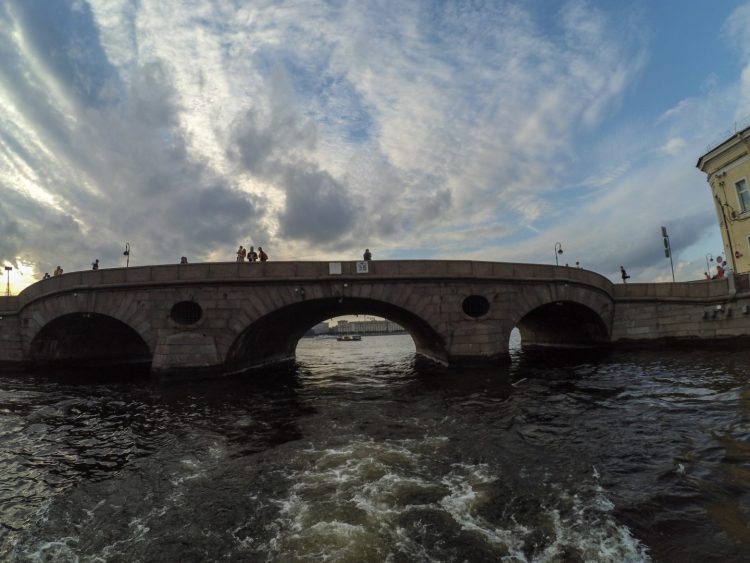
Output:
[
  {"left": 81, "top": 499, "right": 106, "bottom": 523},
  {"left": 17, "top": 536, "right": 80, "bottom": 563},
  {"left": 19, "top": 435, "right": 229, "bottom": 561},
  {"left": 230, "top": 435, "right": 653, "bottom": 561},
  {"left": 96, "top": 516, "right": 152, "bottom": 561},
  {"left": 439, "top": 463, "right": 529, "bottom": 560},
  {"left": 167, "top": 439, "right": 225, "bottom": 501},
  {"left": 528, "top": 482, "right": 651, "bottom": 563}
]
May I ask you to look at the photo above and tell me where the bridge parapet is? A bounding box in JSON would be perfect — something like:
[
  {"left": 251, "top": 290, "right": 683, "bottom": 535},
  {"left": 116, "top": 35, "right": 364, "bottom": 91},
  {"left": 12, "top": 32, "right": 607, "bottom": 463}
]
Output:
[
  {"left": 612, "top": 278, "right": 732, "bottom": 301},
  {"left": 0, "top": 261, "right": 616, "bottom": 314},
  {"left": 0, "top": 296, "right": 19, "bottom": 315}
]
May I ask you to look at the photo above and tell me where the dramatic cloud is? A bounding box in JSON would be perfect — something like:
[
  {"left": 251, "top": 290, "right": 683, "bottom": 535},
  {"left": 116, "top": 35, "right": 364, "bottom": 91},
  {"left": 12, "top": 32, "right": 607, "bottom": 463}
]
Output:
[{"left": 0, "top": 0, "right": 748, "bottom": 290}]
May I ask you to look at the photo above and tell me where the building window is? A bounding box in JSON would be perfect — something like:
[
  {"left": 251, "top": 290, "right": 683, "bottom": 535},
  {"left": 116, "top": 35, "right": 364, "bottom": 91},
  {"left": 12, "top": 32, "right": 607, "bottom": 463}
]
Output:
[{"left": 736, "top": 178, "right": 750, "bottom": 213}]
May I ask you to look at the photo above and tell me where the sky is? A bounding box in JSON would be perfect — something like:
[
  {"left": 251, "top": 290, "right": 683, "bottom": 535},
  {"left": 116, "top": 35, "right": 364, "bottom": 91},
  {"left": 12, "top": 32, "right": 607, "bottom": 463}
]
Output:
[{"left": 2, "top": 0, "right": 750, "bottom": 293}]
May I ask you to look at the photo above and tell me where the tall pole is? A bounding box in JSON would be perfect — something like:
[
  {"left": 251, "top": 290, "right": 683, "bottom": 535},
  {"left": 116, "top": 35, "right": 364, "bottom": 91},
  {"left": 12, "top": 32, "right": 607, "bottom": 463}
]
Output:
[
  {"left": 4, "top": 266, "right": 11, "bottom": 296},
  {"left": 554, "top": 242, "right": 563, "bottom": 266},
  {"left": 661, "top": 226, "right": 675, "bottom": 282}
]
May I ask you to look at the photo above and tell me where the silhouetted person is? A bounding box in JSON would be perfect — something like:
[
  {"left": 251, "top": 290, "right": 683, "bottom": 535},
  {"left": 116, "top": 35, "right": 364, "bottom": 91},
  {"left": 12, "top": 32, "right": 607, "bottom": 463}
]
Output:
[
  {"left": 236, "top": 245, "right": 246, "bottom": 262},
  {"left": 42, "top": 272, "right": 50, "bottom": 280},
  {"left": 620, "top": 266, "right": 630, "bottom": 283},
  {"left": 363, "top": 248, "right": 372, "bottom": 261},
  {"left": 92, "top": 259, "right": 99, "bottom": 270},
  {"left": 180, "top": 256, "right": 188, "bottom": 264},
  {"left": 53, "top": 266, "right": 63, "bottom": 276},
  {"left": 259, "top": 247, "right": 268, "bottom": 261},
  {"left": 248, "top": 246, "right": 258, "bottom": 262}
]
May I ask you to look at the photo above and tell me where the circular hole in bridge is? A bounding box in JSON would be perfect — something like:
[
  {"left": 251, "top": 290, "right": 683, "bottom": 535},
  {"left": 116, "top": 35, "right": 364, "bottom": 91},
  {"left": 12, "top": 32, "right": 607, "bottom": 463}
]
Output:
[
  {"left": 462, "top": 295, "right": 490, "bottom": 318},
  {"left": 170, "top": 301, "right": 203, "bottom": 325}
]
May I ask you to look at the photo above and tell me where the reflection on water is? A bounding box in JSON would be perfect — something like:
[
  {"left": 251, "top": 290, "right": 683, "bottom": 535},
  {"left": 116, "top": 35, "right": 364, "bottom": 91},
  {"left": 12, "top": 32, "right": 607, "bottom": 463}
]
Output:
[{"left": 0, "top": 334, "right": 748, "bottom": 562}]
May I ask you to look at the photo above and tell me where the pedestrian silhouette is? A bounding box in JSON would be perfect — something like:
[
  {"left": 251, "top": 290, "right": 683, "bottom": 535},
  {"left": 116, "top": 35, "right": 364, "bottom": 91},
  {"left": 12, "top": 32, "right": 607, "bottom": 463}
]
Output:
[{"left": 236, "top": 246, "right": 246, "bottom": 262}]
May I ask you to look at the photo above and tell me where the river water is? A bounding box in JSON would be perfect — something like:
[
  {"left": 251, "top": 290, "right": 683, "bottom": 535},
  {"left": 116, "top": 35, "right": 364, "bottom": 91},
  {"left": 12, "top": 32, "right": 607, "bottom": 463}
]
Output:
[{"left": 1, "top": 333, "right": 749, "bottom": 562}]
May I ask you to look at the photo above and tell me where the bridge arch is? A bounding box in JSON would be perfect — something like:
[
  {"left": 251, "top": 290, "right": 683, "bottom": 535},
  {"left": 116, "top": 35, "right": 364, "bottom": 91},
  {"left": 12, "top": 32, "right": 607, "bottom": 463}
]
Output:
[
  {"left": 514, "top": 300, "right": 610, "bottom": 350},
  {"left": 224, "top": 297, "right": 447, "bottom": 373},
  {"left": 28, "top": 313, "right": 152, "bottom": 369}
]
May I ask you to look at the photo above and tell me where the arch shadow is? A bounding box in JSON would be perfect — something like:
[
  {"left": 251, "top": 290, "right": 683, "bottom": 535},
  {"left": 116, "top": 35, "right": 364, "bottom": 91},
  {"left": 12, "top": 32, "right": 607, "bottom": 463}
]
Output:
[
  {"left": 28, "top": 313, "right": 152, "bottom": 370},
  {"left": 516, "top": 300, "right": 609, "bottom": 351},
  {"left": 225, "top": 297, "right": 446, "bottom": 373}
]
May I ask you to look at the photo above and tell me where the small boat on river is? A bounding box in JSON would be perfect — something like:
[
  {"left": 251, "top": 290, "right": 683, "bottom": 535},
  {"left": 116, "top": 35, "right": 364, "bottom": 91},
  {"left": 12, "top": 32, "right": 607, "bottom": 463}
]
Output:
[{"left": 336, "top": 335, "right": 362, "bottom": 341}]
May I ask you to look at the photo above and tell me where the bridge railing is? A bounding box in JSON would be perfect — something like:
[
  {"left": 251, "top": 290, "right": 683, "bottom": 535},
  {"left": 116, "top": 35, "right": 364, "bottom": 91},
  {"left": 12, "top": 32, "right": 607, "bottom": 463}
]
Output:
[
  {"left": 2, "top": 260, "right": 617, "bottom": 313},
  {"left": 0, "top": 295, "right": 19, "bottom": 315},
  {"left": 613, "top": 278, "right": 731, "bottom": 300}
]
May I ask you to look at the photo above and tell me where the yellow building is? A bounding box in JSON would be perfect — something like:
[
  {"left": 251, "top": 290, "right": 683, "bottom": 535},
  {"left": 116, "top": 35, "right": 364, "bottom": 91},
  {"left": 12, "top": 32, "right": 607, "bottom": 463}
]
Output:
[{"left": 697, "top": 125, "right": 750, "bottom": 273}]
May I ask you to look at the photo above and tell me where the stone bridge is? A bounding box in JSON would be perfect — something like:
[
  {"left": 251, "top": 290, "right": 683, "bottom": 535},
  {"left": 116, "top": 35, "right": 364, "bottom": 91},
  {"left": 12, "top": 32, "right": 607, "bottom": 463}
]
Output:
[{"left": 0, "top": 260, "right": 747, "bottom": 376}]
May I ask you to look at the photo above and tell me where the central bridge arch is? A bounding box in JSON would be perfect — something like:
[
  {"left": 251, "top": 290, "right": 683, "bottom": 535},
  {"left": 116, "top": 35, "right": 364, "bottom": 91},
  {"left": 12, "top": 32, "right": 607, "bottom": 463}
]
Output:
[{"left": 224, "top": 297, "right": 447, "bottom": 373}]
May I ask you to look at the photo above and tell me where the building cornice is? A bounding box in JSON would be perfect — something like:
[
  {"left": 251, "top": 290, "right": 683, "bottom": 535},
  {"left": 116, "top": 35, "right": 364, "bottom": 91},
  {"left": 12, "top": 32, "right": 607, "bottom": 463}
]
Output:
[{"left": 697, "top": 125, "right": 750, "bottom": 171}]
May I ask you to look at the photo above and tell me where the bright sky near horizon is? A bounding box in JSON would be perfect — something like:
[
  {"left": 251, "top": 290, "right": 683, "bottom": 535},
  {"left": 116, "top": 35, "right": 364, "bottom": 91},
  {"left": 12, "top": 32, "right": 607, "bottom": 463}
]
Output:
[{"left": 1, "top": 0, "right": 750, "bottom": 293}]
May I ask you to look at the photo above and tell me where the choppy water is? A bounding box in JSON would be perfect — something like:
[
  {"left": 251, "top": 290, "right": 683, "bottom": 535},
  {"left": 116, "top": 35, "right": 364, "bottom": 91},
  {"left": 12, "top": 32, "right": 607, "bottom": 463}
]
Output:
[{"left": 1, "top": 333, "right": 749, "bottom": 562}]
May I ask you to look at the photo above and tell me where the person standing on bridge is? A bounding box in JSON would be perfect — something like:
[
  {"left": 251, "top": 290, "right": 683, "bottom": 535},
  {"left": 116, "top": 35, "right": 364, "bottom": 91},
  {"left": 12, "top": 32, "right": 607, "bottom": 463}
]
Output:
[
  {"left": 236, "top": 245, "right": 246, "bottom": 262},
  {"left": 92, "top": 259, "right": 99, "bottom": 270},
  {"left": 363, "top": 248, "right": 372, "bottom": 261},
  {"left": 258, "top": 247, "right": 268, "bottom": 261},
  {"left": 248, "top": 246, "right": 258, "bottom": 262},
  {"left": 715, "top": 258, "right": 725, "bottom": 279},
  {"left": 620, "top": 266, "right": 630, "bottom": 283}
]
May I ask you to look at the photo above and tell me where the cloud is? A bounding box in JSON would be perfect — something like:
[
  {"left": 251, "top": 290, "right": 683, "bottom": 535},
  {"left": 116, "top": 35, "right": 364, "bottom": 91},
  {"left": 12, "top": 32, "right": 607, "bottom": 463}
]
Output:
[
  {"left": 660, "top": 137, "right": 687, "bottom": 156},
  {"left": 278, "top": 165, "right": 358, "bottom": 244},
  {"left": 0, "top": 0, "right": 743, "bottom": 288},
  {"left": 0, "top": 1, "right": 267, "bottom": 272}
]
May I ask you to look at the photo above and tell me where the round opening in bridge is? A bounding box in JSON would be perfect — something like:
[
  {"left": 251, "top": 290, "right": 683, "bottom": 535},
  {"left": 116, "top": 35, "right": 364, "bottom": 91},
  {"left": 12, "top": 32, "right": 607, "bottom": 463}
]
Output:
[
  {"left": 170, "top": 301, "right": 203, "bottom": 325},
  {"left": 462, "top": 295, "right": 490, "bottom": 318}
]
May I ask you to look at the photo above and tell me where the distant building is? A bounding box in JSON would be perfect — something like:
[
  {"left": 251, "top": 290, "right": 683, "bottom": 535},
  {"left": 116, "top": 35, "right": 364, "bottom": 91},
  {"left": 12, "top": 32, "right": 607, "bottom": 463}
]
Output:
[
  {"left": 697, "top": 124, "right": 750, "bottom": 273},
  {"left": 303, "top": 322, "right": 331, "bottom": 337},
  {"left": 332, "top": 319, "right": 405, "bottom": 335},
  {"left": 310, "top": 322, "right": 331, "bottom": 335}
]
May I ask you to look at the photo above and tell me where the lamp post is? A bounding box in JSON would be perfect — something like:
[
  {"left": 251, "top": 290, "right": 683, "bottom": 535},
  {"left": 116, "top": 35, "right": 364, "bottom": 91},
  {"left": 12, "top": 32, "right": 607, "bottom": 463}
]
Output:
[
  {"left": 4, "top": 266, "right": 11, "bottom": 297},
  {"left": 554, "top": 242, "right": 563, "bottom": 266},
  {"left": 123, "top": 242, "right": 130, "bottom": 268},
  {"left": 705, "top": 253, "right": 713, "bottom": 276},
  {"left": 661, "top": 226, "right": 675, "bottom": 282}
]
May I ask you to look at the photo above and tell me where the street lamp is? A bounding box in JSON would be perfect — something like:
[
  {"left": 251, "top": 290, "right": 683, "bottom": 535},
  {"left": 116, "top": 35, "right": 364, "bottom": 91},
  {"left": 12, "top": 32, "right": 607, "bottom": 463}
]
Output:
[
  {"left": 554, "top": 242, "right": 563, "bottom": 266},
  {"left": 705, "top": 253, "right": 713, "bottom": 276},
  {"left": 123, "top": 242, "right": 130, "bottom": 268},
  {"left": 4, "top": 266, "right": 12, "bottom": 297},
  {"left": 661, "top": 226, "right": 675, "bottom": 282}
]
